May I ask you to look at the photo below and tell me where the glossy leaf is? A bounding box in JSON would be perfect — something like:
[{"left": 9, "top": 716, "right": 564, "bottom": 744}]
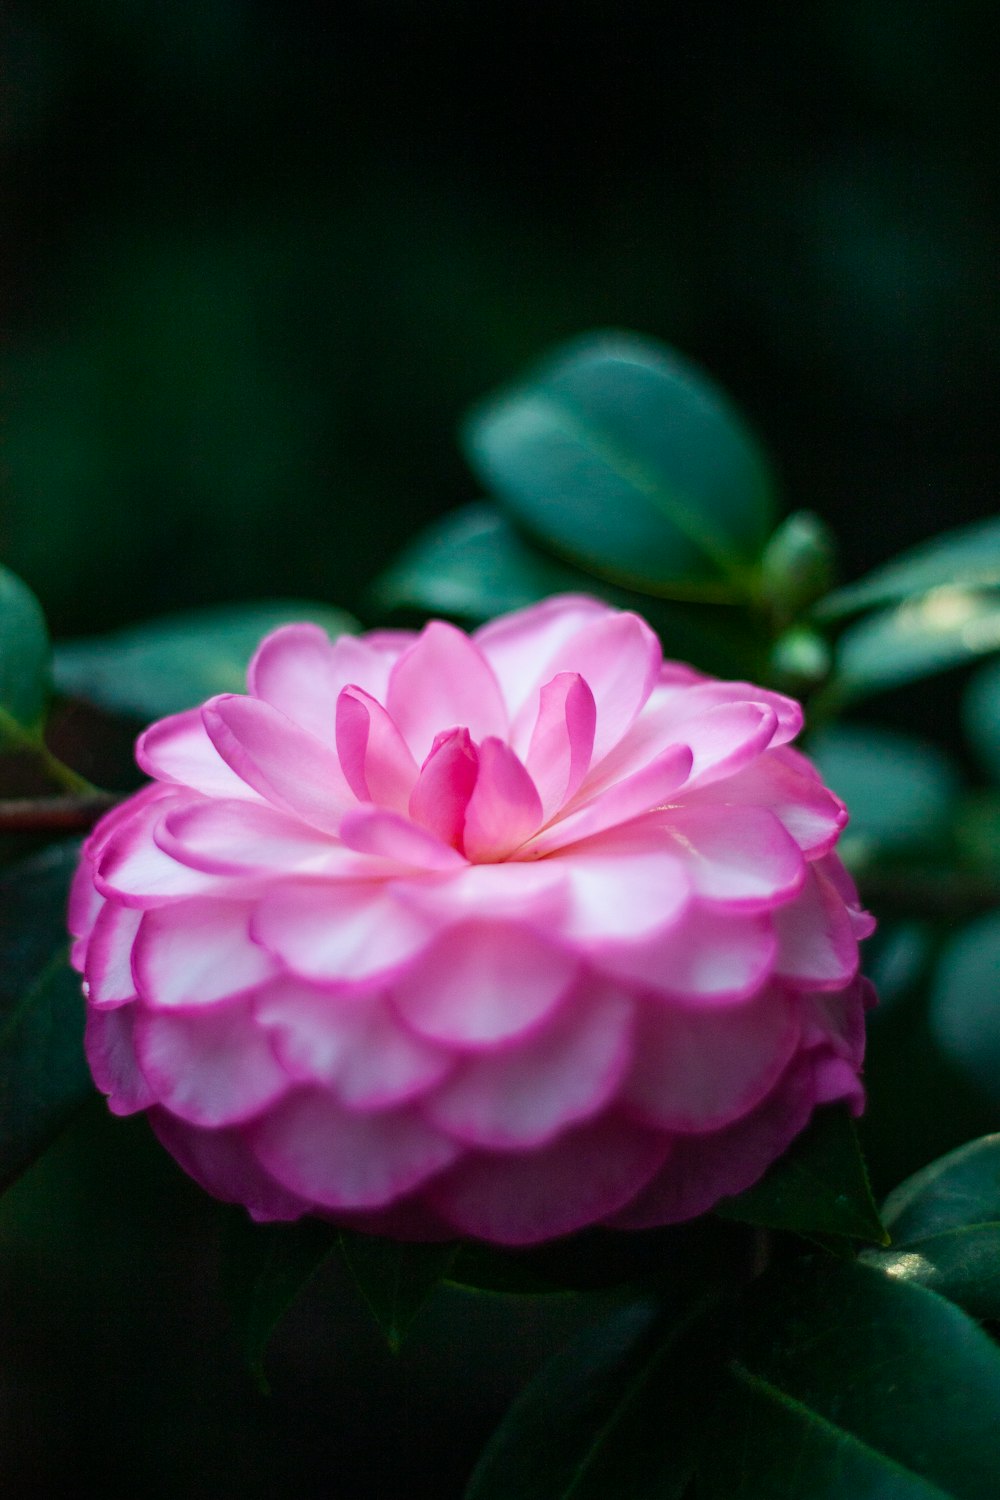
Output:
[
  {"left": 928, "top": 916, "right": 1000, "bottom": 1101},
  {"left": 830, "top": 587, "right": 1000, "bottom": 701},
  {"left": 337, "top": 1232, "right": 457, "bottom": 1352},
  {"left": 0, "top": 841, "right": 93, "bottom": 1192},
  {"left": 466, "top": 1291, "right": 727, "bottom": 1500},
  {"left": 462, "top": 331, "right": 776, "bottom": 597},
  {"left": 818, "top": 517, "right": 1000, "bottom": 620},
  {"left": 0, "top": 563, "right": 50, "bottom": 747},
  {"left": 221, "top": 1212, "right": 340, "bottom": 1391},
  {"left": 703, "top": 1258, "right": 1000, "bottom": 1498},
  {"left": 963, "top": 656, "right": 1000, "bottom": 781},
  {"left": 717, "top": 1105, "right": 887, "bottom": 1244},
  {"left": 809, "top": 724, "right": 959, "bottom": 859},
  {"left": 54, "top": 600, "right": 358, "bottom": 721}
]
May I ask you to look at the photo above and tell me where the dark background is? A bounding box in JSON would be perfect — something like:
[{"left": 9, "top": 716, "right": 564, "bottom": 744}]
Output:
[{"left": 2, "top": 3, "right": 998, "bottom": 1496}]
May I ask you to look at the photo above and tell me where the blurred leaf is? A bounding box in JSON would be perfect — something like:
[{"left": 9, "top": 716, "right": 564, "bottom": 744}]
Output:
[
  {"left": 863, "top": 921, "right": 933, "bottom": 1010},
  {"left": 928, "top": 915, "right": 1000, "bottom": 1102},
  {"left": 862, "top": 1136, "right": 1000, "bottom": 1320},
  {"left": 963, "top": 656, "right": 1000, "bottom": 781},
  {"left": 818, "top": 518, "right": 1000, "bottom": 620},
  {"left": 462, "top": 331, "right": 776, "bottom": 598},
  {"left": 703, "top": 1258, "right": 1000, "bottom": 1498},
  {"left": 0, "top": 841, "right": 92, "bottom": 1193},
  {"left": 830, "top": 587, "right": 1000, "bottom": 700},
  {"left": 337, "top": 1232, "right": 457, "bottom": 1352},
  {"left": 809, "top": 724, "right": 959, "bottom": 860},
  {"left": 54, "top": 601, "right": 358, "bottom": 721},
  {"left": 0, "top": 563, "right": 50, "bottom": 747},
  {"left": 759, "top": 511, "right": 837, "bottom": 621},
  {"left": 221, "top": 1213, "right": 340, "bottom": 1392},
  {"left": 717, "top": 1105, "right": 887, "bottom": 1243},
  {"left": 373, "top": 504, "right": 585, "bottom": 620},
  {"left": 466, "top": 1292, "right": 727, "bottom": 1500}
]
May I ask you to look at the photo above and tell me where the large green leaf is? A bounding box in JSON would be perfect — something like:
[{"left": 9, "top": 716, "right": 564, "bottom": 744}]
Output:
[
  {"left": 0, "top": 841, "right": 93, "bottom": 1192},
  {"left": 809, "top": 724, "right": 959, "bottom": 861},
  {"left": 0, "top": 563, "right": 50, "bottom": 748},
  {"left": 54, "top": 600, "right": 358, "bottom": 721},
  {"left": 927, "top": 915, "right": 1000, "bottom": 1101},
  {"left": 466, "top": 1292, "right": 727, "bottom": 1500},
  {"left": 461, "top": 332, "right": 777, "bottom": 597},
  {"left": 829, "top": 586, "right": 1000, "bottom": 701},
  {"left": 862, "top": 1136, "right": 1000, "bottom": 1320},
  {"left": 963, "top": 656, "right": 1000, "bottom": 781},
  {"left": 702, "top": 1258, "right": 1000, "bottom": 1498},
  {"left": 716, "top": 1105, "right": 887, "bottom": 1243},
  {"left": 221, "top": 1212, "right": 341, "bottom": 1391},
  {"left": 337, "top": 1231, "right": 457, "bottom": 1352},
  {"left": 818, "top": 517, "right": 1000, "bottom": 621},
  {"left": 372, "top": 504, "right": 586, "bottom": 620}
]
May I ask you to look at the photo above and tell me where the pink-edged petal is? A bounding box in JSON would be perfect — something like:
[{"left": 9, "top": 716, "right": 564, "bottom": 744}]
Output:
[
  {"left": 556, "top": 846, "right": 690, "bottom": 942},
  {"left": 338, "top": 807, "right": 465, "bottom": 871},
  {"left": 607, "top": 1056, "right": 816, "bottom": 1229},
  {"left": 428, "top": 1113, "right": 670, "bottom": 1245},
  {"left": 801, "top": 975, "right": 868, "bottom": 1069},
  {"left": 524, "top": 672, "right": 597, "bottom": 818},
  {"left": 815, "top": 851, "right": 876, "bottom": 940},
  {"left": 650, "top": 677, "right": 802, "bottom": 746},
  {"left": 392, "top": 920, "right": 578, "bottom": 1047},
  {"left": 773, "top": 863, "right": 861, "bottom": 991},
  {"left": 83, "top": 901, "right": 141, "bottom": 1007},
  {"left": 335, "top": 685, "right": 418, "bottom": 812},
  {"left": 255, "top": 978, "right": 451, "bottom": 1110},
  {"left": 149, "top": 1110, "right": 311, "bottom": 1222},
  {"left": 202, "top": 694, "right": 353, "bottom": 832},
  {"left": 133, "top": 900, "right": 277, "bottom": 1008},
  {"left": 812, "top": 1053, "right": 866, "bottom": 1113},
  {"left": 474, "top": 594, "right": 614, "bottom": 720},
  {"left": 424, "top": 981, "right": 633, "bottom": 1149},
  {"left": 623, "top": 985, "right": 799, "bottom": 1132},
  {"left": 598, "top": 905, "right": 777, "bottom": 1005},
  {"left": 137, "top": 708, "right": 264, "bottom": 799},
  {"left": 252, "top": 1089, "right": 459, "bottom": 1210},
  {"left": 158, "top": 798, "right": 340, "bottom": 875},
  {"left": 463, "top": 738, "right": 543, "bottom": 862},
  {"left": 395, "top": 860, "right": 569, "bottom": 929},
  {"left": 679, "top": 701, "right": 781, "bottom": 786},
  {"left": 251, "top": 880, "right": 432, "bottom": 985},
  {"left": 84, "top": 1003, "right": 156, "bottom": 1115},
  {"left": 133, "top": 996, "right": 290, "bottom": 1127},
  {"left": 386, "top": 621, "right": 508, "bottom": 762},
  {"left": 408, "top": 728, "right": 479, "bottom": 849},
  {"left": 68, "top": 856, "right": 104, "bottom": 949},
  {"left": 95, "top": 799, "right": 230, "bottom": 906},
  {"left": 528, "top": 742, "right": 693, "bottom": 854},
  {"left": 248, "top": 624, "right": 389, "bottom": 744},
  {"left": 655, "top": 803, "right": 806, "bottom": 908},
  {"left": 685, "top": 745, "right": 847, "bottom": 856}
]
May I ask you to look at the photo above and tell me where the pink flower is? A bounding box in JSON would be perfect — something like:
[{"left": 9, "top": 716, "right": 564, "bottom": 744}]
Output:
[{"left": 70, "top": 596, "right": 873, "bottom": 1245}]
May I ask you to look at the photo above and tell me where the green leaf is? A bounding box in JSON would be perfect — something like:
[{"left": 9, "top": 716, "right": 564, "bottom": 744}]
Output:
[
  {"left": 701, "top": 1258, "right": 1000, "bottom": 1499},
  {"left": 0, "top": 841, "right": 93, "bottom": 1193},
  {"left": 829, "top": 587, "right": 1000, "bottom": 701},
  {"left": 372, "top": 504, "right": 586, "bottom": 620},
  {"left": 863, "top": 1136, "right": 1000, "bottom": 1320},
  {"left": 717, "top": 1105, "right": 887, "bottom": 1244},
  {"left": 818, "top": 517, "right": 1000, "bottom": 621},
  {"left": 461, "top": 331, "right": 777, "bottom": 597},
  {"left": 53, "top": 600, "right": 358, "bottom": 721},
  {"left": 221, "top": 1213, "right": 340, "bottom": 1391},
  {"left": 928, "top": 916, "right": 1000, "bottom": 1101},
  {"left": 337, "top": 1231, "right": 457, "bottom": 1352},
  {"left": 466, "top": 1291, "right": 728, "bottom": 1500},
  {"left": 0, "top": 563, "right": 50, "bottom": 747},
  {"left": 962, "top": 656, "right": 1000, "bottom": 781},
  {"left": 809, "top": 724, "right": 959, "bottom": 861}
]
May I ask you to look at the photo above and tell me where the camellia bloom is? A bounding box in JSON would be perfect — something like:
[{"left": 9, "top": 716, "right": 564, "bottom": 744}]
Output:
[{"left": 70, "top": 595, "right": 873, "bottom": 1245}]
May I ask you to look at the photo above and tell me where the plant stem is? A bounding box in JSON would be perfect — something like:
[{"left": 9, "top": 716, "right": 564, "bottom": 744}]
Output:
[{"left": 0, "top": 792, "right": 119, "bottom": 833}]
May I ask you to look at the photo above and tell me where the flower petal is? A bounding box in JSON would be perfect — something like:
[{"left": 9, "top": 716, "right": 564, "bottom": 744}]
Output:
[
  {"left": 598, "top": 905, "right": 777, "bottom": 1005},
  {"left": 523, "top": 672, "right": 597, "bottom": 818},
  {"left": 133, "top": 996, "right": 290, "bottom": 1127},
  {"left": 335, "top": 685, "right": 418, "bottom": 812},
  {"left": 249, "top": 626, "right": 393, "bottom": 743},
  {"left": 95, "top": 799, "right": 223, "bottom": 906},
  {"left": 158, "top": 798, "right": 343, "bottom": 876},
  {"left": 428, "top": 1114, "right": 669, "bottom": 1245},
  {"left": 338, "top": 807, "right": 466, "bottom": 871},
  {"left": 251, "top": 880, "right": 432, "bottom": 985},
  {"left": 134, "top": 900, "right": 277, "bottom": 1007},
  {"left": 137, "top": 709, "right": 264, "bottom": 799},
  {"left": 84, "top": 901, "right": 142, "bottom": 1008},
  {"left": 556, "top": 846, "right": 690, "bottom": 942},
  {"left": 424, "top": 981, "right": 633, "bottom": 1148},
  {"left": 84, "top": 1003, "right": 155, "bottom": 1115},
  {"left": 474, "top": 594, "right": 614, "bottom": 721},
  {"left": 622, "top": 985, "right": 799, "bottom": 1131},
  {"left": 684, "top": 745, "right": 847, "bottom": 856},
  {"left": 654, "top": 804, "right": 806, "bottom": 908},
  {"left": 463, "top": 738, "right": 543, "bottom": 862},
  {"left": 773, "top": 861, "right": 861, "bottom": 991},
  {"left": 253, "top": 1090, "right": 460, "bottom": 1210},
  {"left": 386, "top": 621, "right": 508, "bottom": 761},
  {"left": 408, "top": 728, "right": 479, "bottom": 848},
  {"left": 527, "top": 742, "right": 693, "bottom": 854},
  {"left": 391, "top": 920, "right": 577, "bottom": 1047},
  {"left": 149, "top": 1111, "right": 311, "bottom": 1222}
]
